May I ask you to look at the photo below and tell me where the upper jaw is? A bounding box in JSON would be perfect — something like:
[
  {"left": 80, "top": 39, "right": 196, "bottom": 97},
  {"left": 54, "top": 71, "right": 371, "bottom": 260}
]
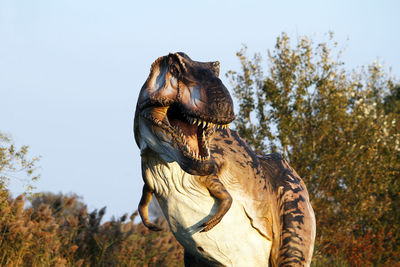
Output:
[{"left": 139, "top": 104, "right": 231, "bottom": 164}]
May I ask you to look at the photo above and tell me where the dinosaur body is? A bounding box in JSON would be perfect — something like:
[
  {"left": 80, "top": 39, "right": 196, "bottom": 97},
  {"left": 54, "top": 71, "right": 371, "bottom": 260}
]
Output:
[{"left": 134, "top": 53, "right": 315, "bottom": 266}]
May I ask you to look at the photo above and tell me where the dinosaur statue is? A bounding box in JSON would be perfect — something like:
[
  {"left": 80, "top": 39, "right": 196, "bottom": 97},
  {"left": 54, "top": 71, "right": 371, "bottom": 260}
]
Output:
[{"left": 134, "top": 52, "right": 316, "bottom": 267}]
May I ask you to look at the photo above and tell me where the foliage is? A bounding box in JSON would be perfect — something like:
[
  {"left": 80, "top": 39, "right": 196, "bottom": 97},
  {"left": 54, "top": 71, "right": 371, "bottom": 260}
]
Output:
[
  {"left": 2, "top": 33, "right": 400, "bottom": 266},
  {"left": 227, "top": 32, "right": 400, "bottom": 265},
  {"left": 0, "top": 133, "right": 40, "bottom": 202},
  {"left": 0, "top": 193, "right": 183, "bottom": 267},
  {"left": 0, "top": 134, "right": 183, "bottom": 266}
]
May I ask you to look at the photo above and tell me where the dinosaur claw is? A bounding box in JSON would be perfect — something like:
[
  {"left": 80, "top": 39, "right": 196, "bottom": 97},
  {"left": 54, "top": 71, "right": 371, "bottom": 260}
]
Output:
[
  {"left": 199, "top": 216, "right": 222, "bottom": 232},
  {"left": 145, "top": 222, "right": 163, "bottom": 231}
]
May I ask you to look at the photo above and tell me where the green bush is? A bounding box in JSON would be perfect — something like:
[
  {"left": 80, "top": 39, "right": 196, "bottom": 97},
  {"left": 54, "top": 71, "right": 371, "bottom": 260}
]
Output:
[{"left": 227, "top": 32, "right": 400, "bottom": 265}]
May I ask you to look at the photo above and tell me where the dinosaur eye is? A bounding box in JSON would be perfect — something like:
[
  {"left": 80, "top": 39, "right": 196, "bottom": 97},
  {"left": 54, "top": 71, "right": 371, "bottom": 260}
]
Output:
[{"left": 169, "top": 64, "right": 179, "bottom": 77}]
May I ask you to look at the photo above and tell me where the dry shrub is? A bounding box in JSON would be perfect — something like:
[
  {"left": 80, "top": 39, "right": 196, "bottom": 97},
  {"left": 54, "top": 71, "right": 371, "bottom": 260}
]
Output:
[
  {"left": 0, "top": 193, "right": 183, "bottom": 266},
  {"left": 315, "top": 227, "right": 400, "bottom": 266}
]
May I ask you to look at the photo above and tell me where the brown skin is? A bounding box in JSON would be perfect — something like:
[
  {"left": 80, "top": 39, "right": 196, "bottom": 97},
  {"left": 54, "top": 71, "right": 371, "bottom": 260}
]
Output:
[
  {"left": 136, "top": 52, "right": 235, "bottom": 234},
  {"left": 208, "top": 129, "right": 315, "bottom": 267},
  {"left": 134, "top": 53, "right": 234, "bottom": 175},
  {"left": 138, "top": 127, "right": 315, "bottom": 266},
  {"left": 138, "top": 184, "right": 163, "bottom": 231},
  {"left": 198, "top": 177, "right": 232, "bottom": 232},
  {"left": 135, "top": 53, "right": 315, "bottom": 266}
]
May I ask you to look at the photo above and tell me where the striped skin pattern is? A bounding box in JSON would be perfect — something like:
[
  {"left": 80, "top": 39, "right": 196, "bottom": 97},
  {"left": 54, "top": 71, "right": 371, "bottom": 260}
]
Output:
[
  {"left": 209, "top": 130, "right": 316, "bottom": 267},
  {"left": 134, "top": 53, "right": 315, "bottom": 266},
  {"left": 259, "top": 154, "right": 316, "bottom": 267}
]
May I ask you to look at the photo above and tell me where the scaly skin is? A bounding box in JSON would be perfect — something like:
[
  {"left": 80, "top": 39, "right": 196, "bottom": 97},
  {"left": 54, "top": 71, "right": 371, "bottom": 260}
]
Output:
[{"left": 134, "top": 53, "right": 316, "bottom": 266}]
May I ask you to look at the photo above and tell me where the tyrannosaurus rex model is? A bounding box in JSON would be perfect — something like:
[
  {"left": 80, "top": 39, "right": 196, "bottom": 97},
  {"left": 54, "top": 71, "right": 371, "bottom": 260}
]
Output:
[{"left": 134, "top": 52, "right": 316, "bottom": 267}]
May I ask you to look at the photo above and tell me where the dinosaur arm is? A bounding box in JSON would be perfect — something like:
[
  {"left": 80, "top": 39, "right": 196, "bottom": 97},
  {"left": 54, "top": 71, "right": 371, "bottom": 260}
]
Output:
[
  {"left": 138, "top": 183, "right": 163, "bottom": 231},
  {"left": 199, "top": 177, "right": 232, "bottom": 232}
]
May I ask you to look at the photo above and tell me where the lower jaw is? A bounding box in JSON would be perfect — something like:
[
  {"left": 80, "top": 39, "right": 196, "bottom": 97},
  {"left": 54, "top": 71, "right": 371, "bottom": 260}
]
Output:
[{"left": 179, "top": 156, "right": 215, "bottom": 176}]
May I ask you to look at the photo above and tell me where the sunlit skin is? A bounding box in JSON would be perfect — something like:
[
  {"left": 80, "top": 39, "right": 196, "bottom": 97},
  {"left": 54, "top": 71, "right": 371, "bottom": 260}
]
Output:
[{"left": 134, "top": 53, "right": 316, "bottom": 266}]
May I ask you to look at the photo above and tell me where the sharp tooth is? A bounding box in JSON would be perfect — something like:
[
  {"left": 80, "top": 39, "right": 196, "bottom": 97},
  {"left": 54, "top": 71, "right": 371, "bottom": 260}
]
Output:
[
  {"left": 197, "top": 120, "right": 202, "bottom": 126},
  {"left": 203, "top": 121, "right": 207, "bottom": 128},
  {"left": 193, "top": 118, "right": 197, "bottom": 124}
]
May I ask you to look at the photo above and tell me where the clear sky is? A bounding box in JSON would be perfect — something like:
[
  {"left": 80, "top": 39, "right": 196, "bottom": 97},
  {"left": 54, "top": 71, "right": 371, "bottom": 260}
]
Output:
[{"left": 1, "top": 0, "right": 399, "bottom": 219}]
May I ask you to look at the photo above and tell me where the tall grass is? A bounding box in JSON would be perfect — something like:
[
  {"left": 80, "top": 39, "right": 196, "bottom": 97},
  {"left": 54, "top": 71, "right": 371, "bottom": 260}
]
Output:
[
  {"left": 1, "top": 191, "right": 397, "bottom": 266},
  {"left": 0, "top": 192, "right": 183, "bottom": 266}
]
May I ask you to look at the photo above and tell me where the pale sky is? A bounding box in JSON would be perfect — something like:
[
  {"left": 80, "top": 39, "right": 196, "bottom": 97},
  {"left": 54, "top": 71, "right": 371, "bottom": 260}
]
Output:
[{"left": 1, "top": 0, "right": 399, "bottom": 219}]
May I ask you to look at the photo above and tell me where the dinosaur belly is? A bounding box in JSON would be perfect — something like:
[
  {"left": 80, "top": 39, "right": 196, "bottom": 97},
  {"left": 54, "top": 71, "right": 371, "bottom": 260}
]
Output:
[{"left": 154, "top": 173, "right": 272, "bottom": 267}]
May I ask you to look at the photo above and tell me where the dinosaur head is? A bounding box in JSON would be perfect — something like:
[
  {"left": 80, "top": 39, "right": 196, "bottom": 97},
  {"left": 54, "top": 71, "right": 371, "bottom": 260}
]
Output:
[{"left": 134, "top": 52, "right": 235, "bottom": 175}]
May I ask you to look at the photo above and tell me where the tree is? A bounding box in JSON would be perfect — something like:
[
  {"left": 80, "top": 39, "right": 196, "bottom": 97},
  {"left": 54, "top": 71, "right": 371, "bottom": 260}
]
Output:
[
  {"left": 227, "top": 33, "right": 400, "bottom": 265},
  {"left": 0, "top": 135, "right": 184, "bottom": 266},
  {"left": 0, "top": 133, "right": 40, "bottom": 205}
]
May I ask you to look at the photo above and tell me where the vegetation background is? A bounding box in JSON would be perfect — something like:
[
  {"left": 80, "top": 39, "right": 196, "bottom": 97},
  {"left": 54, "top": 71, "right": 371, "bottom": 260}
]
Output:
[{"left": 1, "top": 33, "right": 399, "bottom": 266}]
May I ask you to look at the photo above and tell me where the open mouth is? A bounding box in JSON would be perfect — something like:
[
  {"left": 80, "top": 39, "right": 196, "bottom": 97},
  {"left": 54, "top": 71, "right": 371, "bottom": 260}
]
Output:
[{"left": 141, "top": 104, "right": 229, "bottom": 162}]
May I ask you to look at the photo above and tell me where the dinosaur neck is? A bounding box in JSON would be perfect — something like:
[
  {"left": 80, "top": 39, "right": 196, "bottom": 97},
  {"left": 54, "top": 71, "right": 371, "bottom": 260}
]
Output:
[{"left": 142, "top": 152, "right": 206, "bottom": 198}]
